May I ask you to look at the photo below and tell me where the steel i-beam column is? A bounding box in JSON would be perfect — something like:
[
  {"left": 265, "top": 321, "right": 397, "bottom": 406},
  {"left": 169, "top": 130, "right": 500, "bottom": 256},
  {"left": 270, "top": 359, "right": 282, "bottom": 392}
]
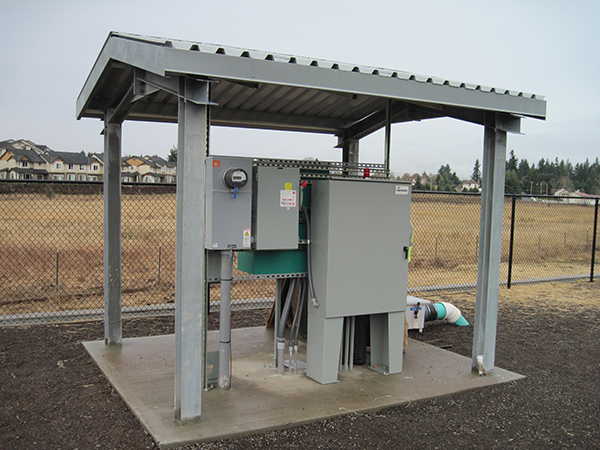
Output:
[
  {"left": 342, "top": 134, "right": 359, "bottom": 176},
  {"left": 103, "top": 118, "right": 122, "bottom": 346},
  {"left": 472, "top": 116, "right": 507, "bottom": 374},
  {"left": 384, "top": 99, "right": 392, "bottom": 172},
  {"left": 174, "top": 77, "right": 209, "bottom": 422}
]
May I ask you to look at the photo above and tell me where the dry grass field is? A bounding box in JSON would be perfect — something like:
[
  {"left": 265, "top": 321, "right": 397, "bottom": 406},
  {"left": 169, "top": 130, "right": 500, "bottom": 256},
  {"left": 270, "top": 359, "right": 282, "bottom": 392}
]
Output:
[
  {"left": 409, "top": 196, "right": 595, "bottom": 287},
  {"left": 1, "top": 191, "right": 597, "bottom": 317}
]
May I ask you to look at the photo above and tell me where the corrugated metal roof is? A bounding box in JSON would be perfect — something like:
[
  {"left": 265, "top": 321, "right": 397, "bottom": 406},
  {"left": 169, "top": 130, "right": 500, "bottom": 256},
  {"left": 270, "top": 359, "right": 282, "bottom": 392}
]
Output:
[
  {"left": 108, "top": 32, "right": 544, "bottom": 101},
  {"left": 77, "top": 32, "right": 546, "bottom": 138}
]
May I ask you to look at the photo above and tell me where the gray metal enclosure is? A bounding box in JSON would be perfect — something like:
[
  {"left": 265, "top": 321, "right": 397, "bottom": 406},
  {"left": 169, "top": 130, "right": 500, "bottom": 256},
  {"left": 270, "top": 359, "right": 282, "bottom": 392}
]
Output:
[
  {"left": 307, "top": 178, "right": 411, "bottom": 383},
  {"left": 77, "top": 32, "right": 546, "bottom": 422},
  {"left": 310, "top": 179, "right": 411, "bottom": 318},
  {"left": 205, "top": 156, "right": 253, "bottom": 251}
]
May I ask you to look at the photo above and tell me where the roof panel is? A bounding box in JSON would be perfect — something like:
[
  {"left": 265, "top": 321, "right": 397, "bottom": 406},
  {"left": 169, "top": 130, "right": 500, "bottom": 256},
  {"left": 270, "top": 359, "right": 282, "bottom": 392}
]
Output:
[{"left": 77, "top": 32, "right": 547, "bottom": 135}]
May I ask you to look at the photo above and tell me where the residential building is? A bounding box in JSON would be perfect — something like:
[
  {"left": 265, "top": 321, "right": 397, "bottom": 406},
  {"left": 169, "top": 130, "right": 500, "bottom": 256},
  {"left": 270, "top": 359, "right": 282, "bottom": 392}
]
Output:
[
  {"left": 0, "top": 139, "right": 176, "bottom": 182},
  {"left": 0, "top": 146, "right": 49, "bottom": 180},
  {"left": 45, "top": 150, "right": 95, "bottom": 181},
  {"left": 121, "top": 155, "right": 176, "bottom": 183},
  {"left": 554, "top": 189, "right": 599, "bottom": 206},
  {"left": 461, "top": 179, "right": 479, "bottom": 191}
]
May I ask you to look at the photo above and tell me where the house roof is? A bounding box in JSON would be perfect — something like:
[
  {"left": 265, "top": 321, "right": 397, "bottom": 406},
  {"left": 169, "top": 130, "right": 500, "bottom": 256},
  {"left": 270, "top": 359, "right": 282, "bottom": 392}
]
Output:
[
  {"left": 0, "top": 139, "right": 16, "bottom": 148},
  {"left": 6, "top": 167, "right": 49, "bottom": 175},
  {"left": 146, "top": 155, "right": 168, "bottom": 166},
  {"left": 2, "top": 148, "right": 47, "bottom": 163},
  {"left": 77, "top": 32, "right": 546, "bottom": 142},
  {"left": 90, "top": 153, "right": 104, "bottom": 163},
  {"left": 573, "top": 191, "right": 599, "bottom": 198},
  {"left": 45, "top": 150, "right": 90, "bottom": 165}
]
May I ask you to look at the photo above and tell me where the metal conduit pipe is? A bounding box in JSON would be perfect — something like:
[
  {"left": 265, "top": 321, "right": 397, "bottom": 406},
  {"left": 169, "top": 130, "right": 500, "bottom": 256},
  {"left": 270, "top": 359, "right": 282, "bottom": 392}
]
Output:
[
  {"left": 344, "top": 317, "right": 350, "bottom": 371},
  {"left": 300, "top": 200, "right": 318, "bottom": 308},
  {"left": 219, "top": 250, "right": 234, "bottom": 390},
  {"left": 340, "top": 316, "right": 356, "bottom": 371},
  {"left": 290, "top": 278, "right": 305, "bottom": 373},
  {"left": 293, "top": 279, "right": 306, "bottom": 372},
  {"left": 277, "top": 278, "right": 297, "bottom": 374},
  {"left": 349, "top": 316, "right": 355, "bottom": 371}
]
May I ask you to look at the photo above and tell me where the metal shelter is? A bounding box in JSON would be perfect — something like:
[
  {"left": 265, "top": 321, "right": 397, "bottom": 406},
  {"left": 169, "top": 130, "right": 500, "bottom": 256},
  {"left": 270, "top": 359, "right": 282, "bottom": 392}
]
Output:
[{"left": 77, "top": 32, "right": 546, "bottom": 422}]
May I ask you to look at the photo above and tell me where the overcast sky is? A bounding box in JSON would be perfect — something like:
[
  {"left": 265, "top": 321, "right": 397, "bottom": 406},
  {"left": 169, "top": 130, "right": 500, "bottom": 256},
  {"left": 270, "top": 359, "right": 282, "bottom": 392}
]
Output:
[{"left": 1, "top": 1, "right": 598, "bottom": 179}]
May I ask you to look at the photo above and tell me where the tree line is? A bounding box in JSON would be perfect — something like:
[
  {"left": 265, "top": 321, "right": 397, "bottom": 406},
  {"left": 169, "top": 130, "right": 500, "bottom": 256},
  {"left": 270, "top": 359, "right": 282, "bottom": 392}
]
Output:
[
  {"left": 410, "top": 164, "right": 479, "bottom": 192},
  {"left": 503, "top": 151, "right": 600, "bottom": 195},
  {"left": 411, "top": 151, "right": 600, "bottom": 195}
]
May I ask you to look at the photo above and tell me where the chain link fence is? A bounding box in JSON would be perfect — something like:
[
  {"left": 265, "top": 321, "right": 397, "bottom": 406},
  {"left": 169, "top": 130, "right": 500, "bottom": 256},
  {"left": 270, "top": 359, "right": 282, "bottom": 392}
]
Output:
[
  {"left": 1, "top": 181, "right": 597, "bottom": 326},
  {"left": 409, "top": 192, "right": 599, "bottom": 293}
]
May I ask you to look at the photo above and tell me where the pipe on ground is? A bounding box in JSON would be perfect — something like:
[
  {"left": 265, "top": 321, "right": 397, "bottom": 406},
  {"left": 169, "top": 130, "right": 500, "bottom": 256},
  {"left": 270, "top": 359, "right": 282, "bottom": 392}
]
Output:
[{"left": 423, "top": 302, "right": 469, "bottom": 326}]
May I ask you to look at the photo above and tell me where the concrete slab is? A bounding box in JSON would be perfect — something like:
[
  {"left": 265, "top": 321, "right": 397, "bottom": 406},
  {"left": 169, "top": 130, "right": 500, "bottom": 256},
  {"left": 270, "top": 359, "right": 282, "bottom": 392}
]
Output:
[{"left": 83, "top": 327, "right": 524, "bottom": 449}]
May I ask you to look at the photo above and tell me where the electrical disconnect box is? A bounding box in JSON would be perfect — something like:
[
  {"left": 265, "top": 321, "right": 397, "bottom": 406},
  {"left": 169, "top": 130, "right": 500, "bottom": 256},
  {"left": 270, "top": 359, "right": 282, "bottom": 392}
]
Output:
[
  {"left": 205, "top": 157, "right": 300, "bottom": 252},
  {"left": 205, "top": 156, "right": 253, "bottom": 250},
  {"left": 253, "top": 165, "right": 300, "bottom": 250}
]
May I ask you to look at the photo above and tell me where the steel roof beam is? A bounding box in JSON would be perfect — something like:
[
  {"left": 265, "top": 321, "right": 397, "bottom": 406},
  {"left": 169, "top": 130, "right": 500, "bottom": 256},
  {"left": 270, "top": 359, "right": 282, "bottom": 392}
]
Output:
[
  {"left": 335, "top": 101, "right": 441, "bottom": 147},
  {"left": 210, "top": 108, "right": 347, "bottom": 133}
]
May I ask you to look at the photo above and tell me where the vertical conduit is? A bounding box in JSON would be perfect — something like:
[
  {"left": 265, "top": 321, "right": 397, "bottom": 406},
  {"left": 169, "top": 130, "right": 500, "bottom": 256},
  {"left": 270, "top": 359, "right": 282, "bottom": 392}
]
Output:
[
  {"left": 219, "top": 250, "right": 233, "bottom": 389},
  {"left": 277, "top": 278, "right": 297, "bottom": 374},
  {"left": 349, "top": 316, "right": 355, "bottom": 371},
  {"left": 344, "top": 317, "right": 350, "bottom": 371},
  {"left": 273, "top": 279, "right": 281, "bottom": 368},
  {"left": 339, "top": 316, "right": 356, "bottom": 372}
]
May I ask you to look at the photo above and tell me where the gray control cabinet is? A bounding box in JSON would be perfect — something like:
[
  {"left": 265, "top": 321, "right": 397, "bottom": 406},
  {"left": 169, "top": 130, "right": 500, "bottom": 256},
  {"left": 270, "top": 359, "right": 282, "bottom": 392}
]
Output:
[
  {"left": 253, "top": 166, "right": 300, "bottom": 250},
  {"left": 306, "top": 178, "right": 412, "bottom": 384},
  {"left": 309, "top": 178, "right": 411, "bottom": 318},
  {"left": 205, "top": 156, "right": 253, "bottom": 250}
]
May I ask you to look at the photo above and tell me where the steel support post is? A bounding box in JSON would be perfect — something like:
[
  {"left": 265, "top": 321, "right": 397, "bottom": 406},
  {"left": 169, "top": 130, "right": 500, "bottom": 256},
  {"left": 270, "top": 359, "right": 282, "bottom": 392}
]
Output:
[
  {"left": 384, "top": 99, "right": 392, "bottom": 173},
  {"left": 103, "top": 118, "right": 122, "bottom": 346},
  {"left": 174, "top": 77, "right": 209, "bottom": 422},
  {"left": 591, "top": 198, "right": 598, "bottom": 282},
  {"left": 472, "top": 119, "right": 507, "bottom": 374},
  {"left": 342, "top": 136, "right": 359, "bottom": 176},
  {"left": 507, "top": 194, "right": 517, "bottom": 289}
]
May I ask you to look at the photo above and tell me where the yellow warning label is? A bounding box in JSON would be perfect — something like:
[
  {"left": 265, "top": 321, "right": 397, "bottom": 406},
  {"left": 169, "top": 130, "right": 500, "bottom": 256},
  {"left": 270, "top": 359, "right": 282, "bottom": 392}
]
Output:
[
  {"left": 285, "top": 182, "right": 292, "bottom": 190},
  {"left": 243, "top": 228, "right": 251, "bottom": 247}
]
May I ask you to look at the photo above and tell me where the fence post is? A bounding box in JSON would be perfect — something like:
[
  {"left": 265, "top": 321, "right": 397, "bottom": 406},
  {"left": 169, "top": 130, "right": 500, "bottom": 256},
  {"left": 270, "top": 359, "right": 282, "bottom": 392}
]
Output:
[
  {"left": 55, "top": 250, "right": 59, "bottom": 290},
  {"left": 507, "top": 194, "right": 516, "bottom": 289},
  {"left": 591, "top": 198, "right": 598, "bottom": 282},
  {"left": 158, "top": 245, "right": 162, "bottom": 285}
]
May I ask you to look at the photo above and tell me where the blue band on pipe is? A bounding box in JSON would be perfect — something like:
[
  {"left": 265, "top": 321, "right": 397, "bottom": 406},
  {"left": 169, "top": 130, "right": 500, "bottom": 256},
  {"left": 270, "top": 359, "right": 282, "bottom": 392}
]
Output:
[
  {"left": 455, "top": 316, "right": 470, "bottom": 326},
  {"left": 434, "top": 302, "right": 447, "bottom": 319}
]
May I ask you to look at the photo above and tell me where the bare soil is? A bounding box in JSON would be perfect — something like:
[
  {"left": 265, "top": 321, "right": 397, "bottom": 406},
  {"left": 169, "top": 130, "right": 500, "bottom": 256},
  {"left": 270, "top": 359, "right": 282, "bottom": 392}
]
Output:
[{"left": 1, "top": 280, "right": 599, "bottom": 449}]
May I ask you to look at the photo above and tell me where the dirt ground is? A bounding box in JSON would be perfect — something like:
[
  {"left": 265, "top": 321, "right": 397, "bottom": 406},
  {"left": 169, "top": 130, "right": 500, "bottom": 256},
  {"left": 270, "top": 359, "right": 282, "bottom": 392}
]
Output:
[{"left": 1, "top": 280, "right": 599, "bottom": 449}]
